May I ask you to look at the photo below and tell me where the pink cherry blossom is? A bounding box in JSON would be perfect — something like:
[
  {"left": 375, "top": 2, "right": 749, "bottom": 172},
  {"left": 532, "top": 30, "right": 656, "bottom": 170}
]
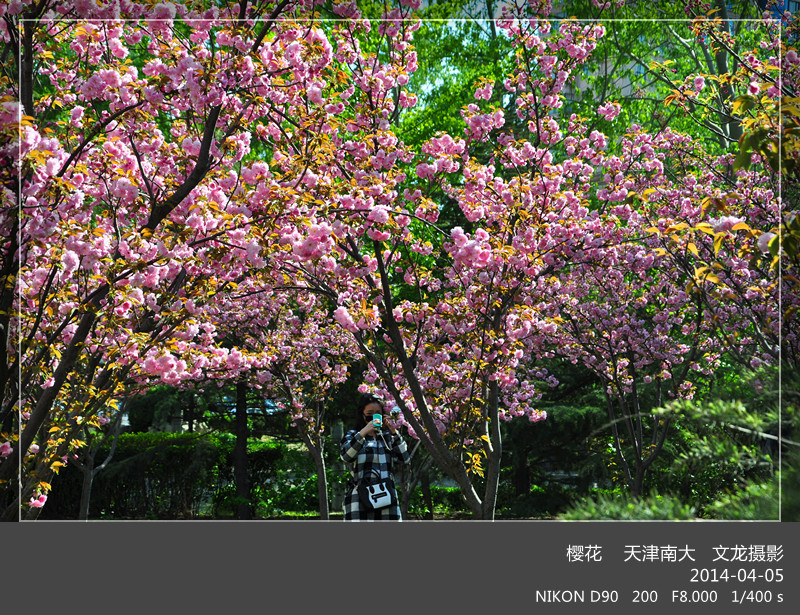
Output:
[
  {"left": 757, "top": 232, "right": 777, "bottom": 253},
  {"left": 29, "top": 494, "right": 47, "bottom": 508},
  {"left": 597, "top": 101, "right": 621, "bottom": 120},
  {"left": 333, "top": 306, "right": 358, "bottom": 333},
  {"left": 307, "top": 84, "right": 324, "bottom": 105},
  {"left": 693, "top": 75, "right": 705, "bottom": 92}
]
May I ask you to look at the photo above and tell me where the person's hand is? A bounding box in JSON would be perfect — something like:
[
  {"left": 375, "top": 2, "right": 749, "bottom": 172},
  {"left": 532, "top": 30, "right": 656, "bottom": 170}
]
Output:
[
  {"left": 360, "top": 422, "right": 378, "bottom": 438},
  {"left": 360, "top": 415, "right": 398, "bottom": 437}
]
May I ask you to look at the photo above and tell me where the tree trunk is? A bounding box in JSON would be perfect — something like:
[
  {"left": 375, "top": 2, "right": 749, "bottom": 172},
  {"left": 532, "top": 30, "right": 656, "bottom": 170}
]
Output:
[
  {"left": 77, "top": 412, "right": 124, "bottom": 520},
  {"left": 371, "top": 243, "right": 496, "bottom": 518},
  {"left": 397, "top": 444, "right": 429, "bottom": 519},
  {"left": 420, "top": 469, "right": 434, "bottom": 520},
  {"left": 0, "top": 308, "right": 99, "bottom": 498},
  {"left": 187, "top": 393, "right": 195, "bottom": 433},
  {"left": 296, "top": 424, "right": 330, "bottom": 520},
  {"left": 310, "top": 443, "right": 329, "bottom": 520},
  {"left": 713, "top": 0, "right": 743, "bottom": 145},
  {"left": 512, "top": 443, "right": 532, "bottom": 497},
  {"left": 480, "top": 382, "right": 503, "bottom": 520},
  {"left": 234, "top": 381, "right": 251, "bottom": 520},
  {"left": 331, "top": 421, "right": 345, "bottom": 513},
  {"left": 20, "top": 17, "right": 34, "bottom": 117},
  {"left": 78, "top": 462, "right": 94, "bottom": 520},
  {"left": 480, "top": 456, "right": 501, "bottom": 519}
]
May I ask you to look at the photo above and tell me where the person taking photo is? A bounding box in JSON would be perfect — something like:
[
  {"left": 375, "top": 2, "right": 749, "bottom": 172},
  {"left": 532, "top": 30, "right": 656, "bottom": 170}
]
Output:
[{"left": 340, "top": 393, "right": 411, "bottom": 521}]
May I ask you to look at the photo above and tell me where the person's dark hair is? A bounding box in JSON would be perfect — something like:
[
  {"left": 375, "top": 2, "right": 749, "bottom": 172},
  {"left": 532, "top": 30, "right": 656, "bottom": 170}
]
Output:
[{"left": 353, "top": 393, "right": 384, "bottom": 429}]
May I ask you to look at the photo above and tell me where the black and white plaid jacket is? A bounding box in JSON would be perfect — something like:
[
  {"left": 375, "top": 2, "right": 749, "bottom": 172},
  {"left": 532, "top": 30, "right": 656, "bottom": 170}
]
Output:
[{"left": 340, "top": 429, "right": 411, "bottom": 521}]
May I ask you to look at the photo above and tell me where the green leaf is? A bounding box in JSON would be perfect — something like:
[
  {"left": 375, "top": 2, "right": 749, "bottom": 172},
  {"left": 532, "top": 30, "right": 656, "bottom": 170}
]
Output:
[
  {"left": 733, "top": 147, "right": 752, "bottom": 171},
  {"left": 732, "top": 95, "right": 756, "bottom": 115}
]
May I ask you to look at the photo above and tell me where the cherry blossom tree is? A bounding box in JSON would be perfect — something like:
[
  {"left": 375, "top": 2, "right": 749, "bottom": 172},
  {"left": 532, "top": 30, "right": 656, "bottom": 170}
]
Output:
[
  {"left": 1, "top": 0, "right": 353, "bottom": 520},
  {"left": 265, "top": 310, "right": 361, "bottom": 520},
  {"left": 541, "top": 0, "right": 792, "bottom": 496},
  {"left": 1, "top": 0, "right": 789, "bottom": 522},
  {"left": 536, "top": 126, "right": 781, "bottom": 495},
  {"left": 294, "top": 3, "right": 783, "bottom": 512},
  {"left": 197, "top": 278, "right": 362, "bottom": 519},
  {"left": 276, "top": 8, "right": 624, "bottom": 519}
]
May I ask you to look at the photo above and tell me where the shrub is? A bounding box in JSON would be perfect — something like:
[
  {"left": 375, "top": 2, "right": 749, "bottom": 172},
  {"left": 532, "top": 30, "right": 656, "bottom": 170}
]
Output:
[
  {"left": 704, "top": 479, "right": 779, "bottom": 520},
  {"left": 91, "top": 432, "right": 226, "bottom": 518},
  {"left": 782, "top": 449, "right": 800, "bottom": 521},
  {"left": 40, "top": 432, "right": 228, "bottom": 519},
  {"left": 560, "top": 491, "right": 696, "bottom": 520},
  {"left": 407, "top": 485, "right": 466, "bottom": 517},
  {"left": 254, "top": 444, "right": 318, "bottom": 515},
  {"left": 500, "top": 483, "right": 573, "bottom": 518}
]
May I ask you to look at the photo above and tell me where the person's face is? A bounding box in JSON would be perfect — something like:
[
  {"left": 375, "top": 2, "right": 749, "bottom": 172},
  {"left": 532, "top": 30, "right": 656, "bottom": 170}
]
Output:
[{"left": 363, "top": 401, "right": 383, "bottom": 423}]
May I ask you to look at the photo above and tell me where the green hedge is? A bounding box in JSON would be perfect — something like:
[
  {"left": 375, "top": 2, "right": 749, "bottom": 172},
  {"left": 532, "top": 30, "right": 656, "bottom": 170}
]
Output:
[
  {"left": 559, "top": 481, "right": 781, "bottom": 521},
  {"left": 40, "top": 432, "right": 285, "bottom": 519}
]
